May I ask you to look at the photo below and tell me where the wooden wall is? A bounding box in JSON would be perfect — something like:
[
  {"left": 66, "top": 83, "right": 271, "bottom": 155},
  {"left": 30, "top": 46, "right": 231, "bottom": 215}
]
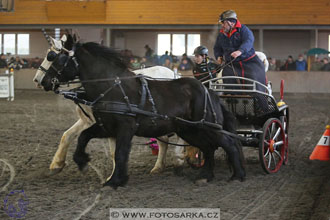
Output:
[{"left": 0, "top": 0, "right": 330, "bottom": 25}]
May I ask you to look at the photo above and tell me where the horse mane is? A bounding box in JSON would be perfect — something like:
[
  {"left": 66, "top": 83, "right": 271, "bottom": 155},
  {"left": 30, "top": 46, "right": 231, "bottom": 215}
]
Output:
[{"left": 79, "top": 42, "right": 129, "bottom": 70}]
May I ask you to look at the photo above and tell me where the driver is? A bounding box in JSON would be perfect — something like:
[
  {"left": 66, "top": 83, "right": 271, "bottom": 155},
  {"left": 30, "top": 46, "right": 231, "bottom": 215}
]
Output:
[{"left": 213, "top": 10, "right": 266, "bottom": 91}]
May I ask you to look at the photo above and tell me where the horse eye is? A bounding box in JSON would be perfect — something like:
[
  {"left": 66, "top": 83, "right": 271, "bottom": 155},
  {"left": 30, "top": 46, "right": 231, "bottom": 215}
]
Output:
[{"left": 47, "top": 51, "right": 57, "bottom": 61}]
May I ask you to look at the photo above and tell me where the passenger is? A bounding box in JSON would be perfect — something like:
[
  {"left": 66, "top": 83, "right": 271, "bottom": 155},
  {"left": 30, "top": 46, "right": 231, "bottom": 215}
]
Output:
[
  {"left": 213, "top": 10, "right": 266, "bottom": 91},
  {"left": 192, "top": 45, "right": 219, "bottom": 87}
]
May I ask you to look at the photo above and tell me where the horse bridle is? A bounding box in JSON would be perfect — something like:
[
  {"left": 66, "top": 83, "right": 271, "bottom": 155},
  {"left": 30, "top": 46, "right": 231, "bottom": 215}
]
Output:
[{"left": 38, "top": 46, "right": 79, "bottom": 91}]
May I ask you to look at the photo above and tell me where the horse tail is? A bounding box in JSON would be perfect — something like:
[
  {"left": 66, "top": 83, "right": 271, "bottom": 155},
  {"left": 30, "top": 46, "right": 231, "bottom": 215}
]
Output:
[{"left": 220, "top": 100, "right": 246, "bottom": 171}]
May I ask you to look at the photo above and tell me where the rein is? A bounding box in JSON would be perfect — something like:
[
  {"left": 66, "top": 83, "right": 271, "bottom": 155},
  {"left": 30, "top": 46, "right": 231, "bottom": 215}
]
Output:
[{"left": 185, "top": 58, "right": 237, "bottom": 79}]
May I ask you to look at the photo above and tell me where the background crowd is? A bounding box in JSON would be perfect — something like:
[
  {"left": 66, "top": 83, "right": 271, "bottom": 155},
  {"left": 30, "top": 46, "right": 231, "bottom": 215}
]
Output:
[
  {"left": 1, "top": 48, "right": 329, "bottom": 72},
  {"left": 120, "top": 45, "right": 330, "bottom": 73},
  {"left": 0, "top": 53, "right": 42, "bottom": 70}
]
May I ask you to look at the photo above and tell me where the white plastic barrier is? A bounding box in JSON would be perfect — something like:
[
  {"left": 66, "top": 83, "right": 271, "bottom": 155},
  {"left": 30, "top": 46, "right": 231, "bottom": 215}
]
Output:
[{"left": 0, "top": 69, "right": 14, "bottom": 101}]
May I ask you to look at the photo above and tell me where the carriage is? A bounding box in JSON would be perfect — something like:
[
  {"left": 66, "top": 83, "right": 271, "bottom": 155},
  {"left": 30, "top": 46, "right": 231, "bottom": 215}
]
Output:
[{"left": 204, "top": 76, "right": 289, "bottom": 174}]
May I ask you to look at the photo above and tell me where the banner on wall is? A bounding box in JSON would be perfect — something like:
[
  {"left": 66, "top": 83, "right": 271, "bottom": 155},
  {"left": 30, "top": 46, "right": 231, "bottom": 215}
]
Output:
[{"left": 0, "top": 72, "right": 14, "bottom": 101}]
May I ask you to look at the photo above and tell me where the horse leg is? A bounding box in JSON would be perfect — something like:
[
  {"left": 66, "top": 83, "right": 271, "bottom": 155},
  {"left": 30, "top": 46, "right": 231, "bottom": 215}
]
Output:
[
  {"left": 49, "top": 105, "right": 94, "bottom": 174},
  {"left": 73, "top": 124, "right": 107, "bottom": 172},
  {"left": 150, "top": 135, "right": 168, "bottom": 174},
  {"left": 220, "top": 135, "right": 246, "bottom": 181},
  {"left": 49, "top": 118, "right": 92, "bottom": 174},
  {"left": 174, "top": 138, "right": 186, "bottom": 167},
  {"left": 195, "top": 148, "right": 215, "bottom": 183},
  {"left": 108, "top": 137, "right": 116, "bottom": 178},
  {"left": 104, "top": 130, "right": 134, "bottom": 189}
]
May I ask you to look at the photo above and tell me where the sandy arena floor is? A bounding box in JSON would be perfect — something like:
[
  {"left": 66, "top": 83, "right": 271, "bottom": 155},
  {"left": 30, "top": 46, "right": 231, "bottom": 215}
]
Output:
[{"left": 0, "top": 90, "right": 329, "bottom": 220}]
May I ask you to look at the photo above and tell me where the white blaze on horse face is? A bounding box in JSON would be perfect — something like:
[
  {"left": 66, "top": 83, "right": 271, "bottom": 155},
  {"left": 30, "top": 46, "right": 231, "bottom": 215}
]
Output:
[
  {"left": 33, "top": 50, "right": 53, "bottom": 87},
  {"left": 50, "top": 36, "right": 63, "bottom": 51}
]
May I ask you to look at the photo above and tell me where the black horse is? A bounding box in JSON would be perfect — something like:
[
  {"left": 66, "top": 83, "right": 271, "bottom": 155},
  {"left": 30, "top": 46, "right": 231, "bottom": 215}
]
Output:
[{"left": 38, "top": 35, "right": 245, "bottom": 188}]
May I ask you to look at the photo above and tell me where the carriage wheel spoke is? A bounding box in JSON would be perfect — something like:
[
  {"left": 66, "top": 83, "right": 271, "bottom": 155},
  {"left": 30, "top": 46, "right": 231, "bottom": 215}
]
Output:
[
  {"left": 274, "top": 150, "right": 282, "bottom": 160},
  {"left": 273, "top": 140, "right": 283, "bottom": 147},
  {"left": 271, "top": 153, "right": 277, "bottom": 168},
  {"left": 271, "top": 122, "right": 275, "bottom": 137},
  {"left": 268, "top": 153, "right": 272, "bottom": 168},
  {"left": 264, "top": 148, "right": 269, "bottom": 158},
  {"left": 273, "top": 127, "right": 281, "bottom": 140}
]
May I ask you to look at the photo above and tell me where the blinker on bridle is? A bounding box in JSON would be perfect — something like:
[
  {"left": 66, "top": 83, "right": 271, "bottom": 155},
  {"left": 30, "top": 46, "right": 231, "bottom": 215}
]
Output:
[{"left": 38, "top": 46, "right": 78, "bottom": 91}]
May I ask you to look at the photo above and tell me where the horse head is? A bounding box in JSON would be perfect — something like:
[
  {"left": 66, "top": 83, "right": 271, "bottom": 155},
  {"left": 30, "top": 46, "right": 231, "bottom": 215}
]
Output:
[{"left": 33, "top": 34, "right": 79, "bottom": 91}]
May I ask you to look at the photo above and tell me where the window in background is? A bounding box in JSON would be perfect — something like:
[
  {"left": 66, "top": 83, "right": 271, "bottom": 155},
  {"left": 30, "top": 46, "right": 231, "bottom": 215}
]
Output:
[
  {"left": 172, "top": 34, "right": 185, "bottom": 56},
  {"left": 17, "top": 34, "right": 29, "bottom": 55},
  {"left": 4, "top": 34, "right": 15, "bottom": 55},
  {"left": 187, "top": 34, "right": 201, "bottom": 56},
  {"left": 157, "top": 34, "right": 171, "bottom": 56},
  {"left": 157, "top": 33, "right": 201, "bottom": 56},
  {"left": 55, "top": 28, "right": 61, "bottom": 40},
  {"left": 0, "top": 35, "right": 2, "bottom": 54}
]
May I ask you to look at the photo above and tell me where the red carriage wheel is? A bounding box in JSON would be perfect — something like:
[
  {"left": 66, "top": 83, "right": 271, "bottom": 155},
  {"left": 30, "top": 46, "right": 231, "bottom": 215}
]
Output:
[{"left": 259, "top": 118, "right": 286, "bottom": 173}]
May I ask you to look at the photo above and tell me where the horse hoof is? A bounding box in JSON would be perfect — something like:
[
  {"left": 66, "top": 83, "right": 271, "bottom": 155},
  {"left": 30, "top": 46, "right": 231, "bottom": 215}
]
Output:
[
  {"left": 73, "top": 153, "right": 90, "bottom": 172},
  {"left": 229, "top": 175, "right": 246, "bottom": 182},
  {"left": 80, "top": 164, "right": 89, "bottom": 174},
  {"left": 49, "top": 167, "right": 64, "bottom": 176},
  {"left": 103, "top": 176, "right": 129, "bottom": 189},
  {"left": 150, "top": 166, "right": 164, "bottom": 174},
  {"left": 194, "top": 178, "right": 208, "bottom": 186},
  {"left": 103, "top": 181, "right": 118, "bottom": 190}
]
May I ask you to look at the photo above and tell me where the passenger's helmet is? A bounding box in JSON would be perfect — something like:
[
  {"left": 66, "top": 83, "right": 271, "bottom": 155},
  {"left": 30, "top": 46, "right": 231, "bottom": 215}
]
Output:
[
  {"left": 219, "top": 10, "right": 237, "bottom": 23},
  {"left": 194, "top": 46, "right": 208, "bottom": 56}
]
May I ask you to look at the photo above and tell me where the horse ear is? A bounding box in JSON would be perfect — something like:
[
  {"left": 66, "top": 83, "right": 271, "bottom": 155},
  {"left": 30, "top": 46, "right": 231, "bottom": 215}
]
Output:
[{"left": 61, "top": 35, "right": 67, "bottom": 43}]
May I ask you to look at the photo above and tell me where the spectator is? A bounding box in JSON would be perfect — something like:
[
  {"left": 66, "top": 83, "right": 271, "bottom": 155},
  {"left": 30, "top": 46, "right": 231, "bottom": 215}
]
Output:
[
  {"left": 8, "top": 56, "right": 24, "bottom": 70},
  {"left": 280, "top": 55, "right": 296, "bottom": 71},
  {"left": 129, "top": 57, "right": 141, "bottom": 70},
  {"left": 321, "top": 58, "right": 330, "bottom": 71},
  {"left": 295, "top": 54, "right": 307, "bottom": 71},
  {"left": 0, "top": 53, "right": 8, "bottom": 68},
  {"left": 163, "top": 58, "right": 173, "bottom": 70},
  {"left": 140, "top": 56, "right": 154, "bottom": 68},
  {"left": 181, "top": 53, "right": 194, "bottom": 67},
  {"left": 170, "top": 52, "right": 178, "bottom": 64},
  {"left": 144, "top": 44, "right": 154, "bottom": 60},
  {"left": 310, "top": 57, "right": 323, "bottom": 71},
  {"left": 159, "top": 51, "right": 172, "bottom": 65},
  {"left": 31, "top": 57, "right": 42, "bottom": 69},
  {"left": 178, "top": 58, "right": 193, "bottom": 71},
  {"left": 268, "top": 57, "right": 277, "bottom": 71}
]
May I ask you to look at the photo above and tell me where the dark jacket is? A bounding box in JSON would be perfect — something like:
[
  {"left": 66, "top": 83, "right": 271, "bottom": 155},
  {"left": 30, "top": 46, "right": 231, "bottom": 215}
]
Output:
[
  {"left": 214, "top": 20, "right": 255, "bottom": 63},
  {"left": 193, "top": 60, "right": 219, "bottom": 82},
  {"left": 0, "top": 59, "right": 7, "bottom": 68},
  {"left": 280, "top": 61, "right": 296, "bottom": 71}
]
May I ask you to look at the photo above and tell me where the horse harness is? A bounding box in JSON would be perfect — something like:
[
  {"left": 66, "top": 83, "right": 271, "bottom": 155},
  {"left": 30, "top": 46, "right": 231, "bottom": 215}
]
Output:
[
  {"left": 60, "top": 75, "right": 229, "bottom": 134},
  {"left": 44, "top": 45, "right": 241, "bottom": 140}
]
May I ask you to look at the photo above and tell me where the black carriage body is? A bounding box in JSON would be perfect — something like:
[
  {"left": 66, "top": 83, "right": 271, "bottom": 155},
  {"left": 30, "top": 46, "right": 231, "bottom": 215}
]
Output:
[{"left": 206, "top": 76, "right": 289, "bottom": 173}]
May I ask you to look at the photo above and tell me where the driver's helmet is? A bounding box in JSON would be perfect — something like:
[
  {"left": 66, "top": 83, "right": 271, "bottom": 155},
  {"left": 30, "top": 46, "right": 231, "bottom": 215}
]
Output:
[
  {"left": 193, "top": 46, "right": 208, "bottom": 56},
  {"left": 219, "top": 10, "right": 237, "bottom": 23}
]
